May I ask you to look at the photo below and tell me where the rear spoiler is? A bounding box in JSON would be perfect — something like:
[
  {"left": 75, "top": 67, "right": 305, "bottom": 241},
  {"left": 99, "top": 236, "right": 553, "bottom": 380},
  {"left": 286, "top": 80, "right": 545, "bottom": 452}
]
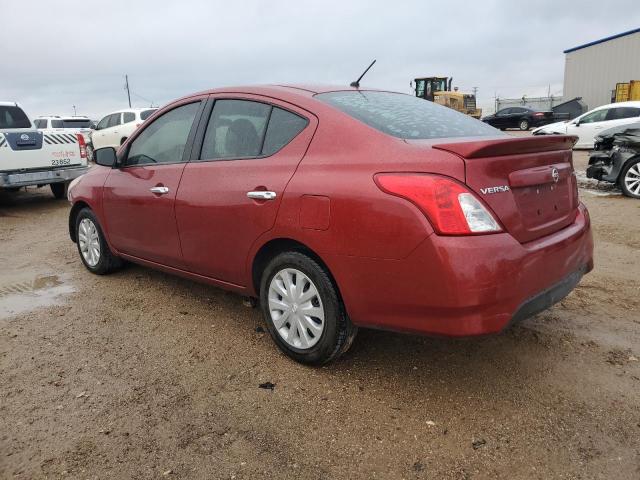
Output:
[{"left": 433, "top": 135, "right": 577, "bottom": 159}]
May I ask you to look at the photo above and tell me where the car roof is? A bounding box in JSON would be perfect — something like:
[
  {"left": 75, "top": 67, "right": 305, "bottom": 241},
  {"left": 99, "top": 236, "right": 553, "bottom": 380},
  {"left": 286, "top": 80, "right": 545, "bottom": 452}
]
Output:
[
  {"left": 0, "top": 101, "right": 20, "bottom": 107},
  {"left": 170, "top": 84, "right": 394, "bottom": 110},
  {"left": 590, "top": 101, "right": 640, "bottom": 111}
]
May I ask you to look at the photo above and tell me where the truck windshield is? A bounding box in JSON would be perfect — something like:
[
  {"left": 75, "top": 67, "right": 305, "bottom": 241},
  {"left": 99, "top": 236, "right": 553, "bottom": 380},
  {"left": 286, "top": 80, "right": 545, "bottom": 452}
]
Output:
[
  {"left": 0, "top": 106, "right": 31, "bottom": 129},
  {"left": 316, "top": 91, "right": 500, "bottom": 140},
  {"left": 51, "top": 119, "right": 92, "bottom": 128}
]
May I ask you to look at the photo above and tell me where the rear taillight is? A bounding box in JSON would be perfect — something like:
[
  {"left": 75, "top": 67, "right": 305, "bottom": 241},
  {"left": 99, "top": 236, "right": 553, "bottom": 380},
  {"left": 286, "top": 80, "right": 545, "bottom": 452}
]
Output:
[
  {"left": 374, "top": 174, "right": 502, "bottom": 235},
  {"left": 534, "top": 112, "right": 545, "bottom": 117},
  {"left": 76, "top": 133, "right": 87, "bottom": 159}
]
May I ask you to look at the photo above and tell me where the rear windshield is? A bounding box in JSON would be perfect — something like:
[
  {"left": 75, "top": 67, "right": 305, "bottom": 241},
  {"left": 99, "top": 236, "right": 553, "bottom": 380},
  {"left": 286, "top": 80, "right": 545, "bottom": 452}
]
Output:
[
  {"left": 51, "top": 119, "right": 91, "bottom": 128},
  {"left": 316, "top": 91, "right": 501, "bottom": 140},
  {"left": 140, "top": 109, "right": 157, "bottom": 120},
  {"left": 0, "top": 106, "right": 31, "bottom": 129}
]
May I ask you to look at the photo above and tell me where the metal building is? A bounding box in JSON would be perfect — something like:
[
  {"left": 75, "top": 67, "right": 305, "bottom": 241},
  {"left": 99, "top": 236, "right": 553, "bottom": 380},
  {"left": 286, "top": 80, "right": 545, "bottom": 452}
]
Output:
[{"left": 563, "top": 27, "right": 640, "bottom": 110}]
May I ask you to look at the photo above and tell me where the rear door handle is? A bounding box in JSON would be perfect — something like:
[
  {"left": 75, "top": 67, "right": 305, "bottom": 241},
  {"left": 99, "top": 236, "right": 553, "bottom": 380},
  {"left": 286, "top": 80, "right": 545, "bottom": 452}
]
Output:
[
  {"left": 247, "top": 191, "right": 277, "bottom": 200},
  {"left": 150, "top": 186, "right": 169, "bottom": 194}
]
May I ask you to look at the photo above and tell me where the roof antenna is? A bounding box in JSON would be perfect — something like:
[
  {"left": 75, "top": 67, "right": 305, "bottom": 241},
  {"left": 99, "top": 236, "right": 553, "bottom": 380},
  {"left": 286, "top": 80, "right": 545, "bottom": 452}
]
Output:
[{"left": 350, "top": 59, "right": 376, "bottom": 88}]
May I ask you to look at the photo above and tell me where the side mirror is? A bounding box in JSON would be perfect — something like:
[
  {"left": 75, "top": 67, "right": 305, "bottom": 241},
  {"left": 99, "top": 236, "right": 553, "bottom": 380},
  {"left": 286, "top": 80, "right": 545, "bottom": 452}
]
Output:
[
  {"left": 94, "top": 147, "right": 117, "bottom": 167},
  {"left": 574, "top": 119, "right": 581, "bottom": 127}
]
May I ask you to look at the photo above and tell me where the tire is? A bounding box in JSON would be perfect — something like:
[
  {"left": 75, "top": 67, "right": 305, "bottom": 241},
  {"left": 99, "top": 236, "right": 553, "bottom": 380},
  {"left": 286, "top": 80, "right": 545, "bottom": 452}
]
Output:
[
  {"left": 50, "top": 182, "right": 69, "bottom": 199},
  {"left": 519, "top": 119, "right": 530, "bottom": 131},
  {"left": 259, "top": 251, "right": 357, "bottom": 365},
  {"left": 620, "top": 158, "right": 640, "bottom": 199},
  {"left": 75, "top": 207, "right": 123, "bottom": 274},
  {"left": 120, "top": 137, "right": 127, "bottom": 145}
]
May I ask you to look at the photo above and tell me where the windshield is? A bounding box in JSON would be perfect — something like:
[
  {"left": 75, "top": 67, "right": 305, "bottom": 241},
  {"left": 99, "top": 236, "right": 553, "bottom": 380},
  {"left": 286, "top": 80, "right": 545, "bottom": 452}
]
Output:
[
  {"left": 51, "top": 119, "right": 92, "bottom": 129},
  {"left": 0, "top": 105, "right": 31, "bottom": 129},
  {"left": 316, "top": 91, "right": 500, "bottom": 140}
]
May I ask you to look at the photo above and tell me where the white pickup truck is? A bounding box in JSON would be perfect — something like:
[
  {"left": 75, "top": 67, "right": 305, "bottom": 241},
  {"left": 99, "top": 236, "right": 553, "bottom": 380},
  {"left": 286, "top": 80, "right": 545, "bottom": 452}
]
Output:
[{"left": 0, "top": 101, "right": 89, "bottom": 198}]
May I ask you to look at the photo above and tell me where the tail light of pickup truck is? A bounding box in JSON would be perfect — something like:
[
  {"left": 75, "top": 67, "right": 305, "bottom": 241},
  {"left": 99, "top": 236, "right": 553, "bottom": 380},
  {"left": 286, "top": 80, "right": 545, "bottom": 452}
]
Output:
[
  {"left": 76, "top": 134, "right": 87, "bottom": 159},
  {"left": 374, "top": 173, "right": 502, "bottom": 235}
]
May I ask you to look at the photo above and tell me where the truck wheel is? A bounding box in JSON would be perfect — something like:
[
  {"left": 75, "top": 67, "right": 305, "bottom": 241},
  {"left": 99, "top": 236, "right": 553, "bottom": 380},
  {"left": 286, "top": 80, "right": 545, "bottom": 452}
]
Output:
[
  {"left": 620, "top": 158, "right": 640, "bottom": 199},
  {"left": 75, "top": 207, "right": 123, "bottom": 274},
  {"left": 519, "top": 119, "right": 530, "bottom": 131},
  {"left": 50, "top": 182, "right": 69, "bottom": 199},
  {"left": 259, "top": 251, "right": 357, "bottom": 365}
]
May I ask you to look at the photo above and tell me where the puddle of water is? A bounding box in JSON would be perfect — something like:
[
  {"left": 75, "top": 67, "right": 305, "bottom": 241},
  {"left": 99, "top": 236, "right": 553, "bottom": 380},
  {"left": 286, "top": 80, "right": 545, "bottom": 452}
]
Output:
[{"left": 0, "top": 274, "right": 75, "bottom": 320}]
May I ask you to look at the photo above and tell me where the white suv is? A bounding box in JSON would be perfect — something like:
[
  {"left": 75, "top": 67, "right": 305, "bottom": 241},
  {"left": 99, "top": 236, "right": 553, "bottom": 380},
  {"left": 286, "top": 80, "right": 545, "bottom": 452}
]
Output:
[
  {"left": 91, "top": 108, "right": 157, "bottom": 151},
  {"left": 34, "top": 116, "right": 93, "bottom": 144}
]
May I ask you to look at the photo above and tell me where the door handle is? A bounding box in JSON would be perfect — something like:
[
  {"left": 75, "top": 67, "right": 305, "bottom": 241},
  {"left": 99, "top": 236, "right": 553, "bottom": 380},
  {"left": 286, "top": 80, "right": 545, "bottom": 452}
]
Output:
[
  {"left": 247, "top": 191, "right": 277, "bottom": 200},
  {"left": 150, "top": 186, "right": 169, "bottom": 194}
]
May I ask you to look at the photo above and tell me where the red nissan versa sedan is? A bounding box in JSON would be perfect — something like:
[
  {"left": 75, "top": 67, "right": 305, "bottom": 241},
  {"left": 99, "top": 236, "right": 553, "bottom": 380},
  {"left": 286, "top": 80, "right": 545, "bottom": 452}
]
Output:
[{"left": 67, "top": 85, "right": 593, "bottom": 364}]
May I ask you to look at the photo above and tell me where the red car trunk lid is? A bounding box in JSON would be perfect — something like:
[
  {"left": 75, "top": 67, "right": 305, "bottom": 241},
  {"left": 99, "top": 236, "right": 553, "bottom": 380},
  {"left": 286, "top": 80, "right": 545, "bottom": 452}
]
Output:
[{"left": 432, "top": 135, "right": 579, "bottom": 243}]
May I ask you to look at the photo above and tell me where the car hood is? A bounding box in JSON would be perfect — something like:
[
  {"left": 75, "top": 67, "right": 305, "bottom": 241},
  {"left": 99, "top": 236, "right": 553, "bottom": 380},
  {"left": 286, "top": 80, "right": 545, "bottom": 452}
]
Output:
[
  {"left": 532, "top": 121, "right": 568, "bottom": 134},
  {"left": 594, "top": 121, "right": 640, "bottom": 149}
]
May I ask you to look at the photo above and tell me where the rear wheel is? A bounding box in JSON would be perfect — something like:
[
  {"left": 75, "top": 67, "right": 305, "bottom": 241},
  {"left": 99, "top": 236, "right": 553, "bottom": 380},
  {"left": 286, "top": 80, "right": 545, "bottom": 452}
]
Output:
[
  {"left": 519, "top": 119, "right": 530, "bottom": 131},
  {"left": 120, "top": 137, "right": 127, "bottom": 145},
  {"left": 259, "top": 251, "right": 357, "bottom": 365},
  {"left": 620, "top": 158, "right": 640, "bottom": 198},
  {"left": 75, "top": 207, "right": 123, "bottom": 274},
  {"left": 50, "top": 182, "right": 69, "bottom": 199}
]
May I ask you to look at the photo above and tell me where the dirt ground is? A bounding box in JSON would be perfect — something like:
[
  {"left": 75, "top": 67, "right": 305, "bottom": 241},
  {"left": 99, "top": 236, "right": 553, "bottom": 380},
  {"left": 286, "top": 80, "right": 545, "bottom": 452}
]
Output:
[{"left": 1, "top": 145, "right": 639, "bottom": 479}]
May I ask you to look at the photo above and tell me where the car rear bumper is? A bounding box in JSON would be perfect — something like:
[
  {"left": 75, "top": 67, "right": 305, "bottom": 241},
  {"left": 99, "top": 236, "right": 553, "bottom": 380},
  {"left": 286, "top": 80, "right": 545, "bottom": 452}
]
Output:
[
  {"left": 0, "top": 165, "right": 88, "bottom": 188},
  {"left": 326, "top": 203, "right": 593, "bottom": 336}
]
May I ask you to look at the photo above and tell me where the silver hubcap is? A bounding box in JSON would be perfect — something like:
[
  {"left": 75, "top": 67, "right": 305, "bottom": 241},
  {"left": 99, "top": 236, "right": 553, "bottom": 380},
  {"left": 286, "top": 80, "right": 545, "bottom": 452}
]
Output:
[
  {"left": 268, "top": 268, "right": 325, "bottom": 349},
  {"left": 624, "top": 163, "right": 640, "bottom": 196},
  {"left": 78, "top": 218, "right": 101, "bottom": 267}
]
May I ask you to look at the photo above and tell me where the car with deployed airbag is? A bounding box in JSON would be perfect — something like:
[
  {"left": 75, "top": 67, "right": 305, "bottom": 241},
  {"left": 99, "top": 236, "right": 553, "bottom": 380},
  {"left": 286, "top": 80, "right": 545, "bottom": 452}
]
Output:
[{"left": 67, "top": 85, "right": 593, "bottom": 364}]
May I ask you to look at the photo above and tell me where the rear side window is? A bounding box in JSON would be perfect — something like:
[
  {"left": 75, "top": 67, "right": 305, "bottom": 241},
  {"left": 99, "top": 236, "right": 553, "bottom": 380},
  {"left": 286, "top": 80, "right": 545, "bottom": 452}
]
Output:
[
  {"left": 123, "top": 112, "right": 135, "bottom": 123},
  {"left": 140, "top": 109, "right": 156, "bottom": 120},
  {"left": 262, "top": 108, "right": 308, "bottom": 156},
  {"left": 201, "top": 100, "right": 271, "bottom": 159},
  {"left": 316, "top": 91, "right": 499, "bottom": 140},
  {"left": 0, "top": 106, "right": 31, "bottom": 129},
  {"left": 126, "top": 102, "right": 199, "bottom": 166},
  {"left": 606, "top": 107, "right": 640, "bottom": 120}
]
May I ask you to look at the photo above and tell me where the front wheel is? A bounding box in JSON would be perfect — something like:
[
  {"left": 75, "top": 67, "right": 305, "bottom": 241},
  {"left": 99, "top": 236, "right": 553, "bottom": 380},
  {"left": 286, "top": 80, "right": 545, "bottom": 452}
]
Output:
[
  {"left": 620, "top": 158, "right": 640, "bottom": 198},
  {"left": 75, "top": 207, "right": 123, "bottom": 274},
  {"left": 519, "top": 119, "right": 530, "bottom": 131},
  {"left": 259, "top": 251, "right": 357, "bottom": 365}
]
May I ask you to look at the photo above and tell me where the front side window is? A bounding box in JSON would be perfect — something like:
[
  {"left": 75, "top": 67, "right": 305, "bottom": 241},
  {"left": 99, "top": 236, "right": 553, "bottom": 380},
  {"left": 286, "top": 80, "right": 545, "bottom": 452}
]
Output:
[
  {"left": 0, "top": 106, "right": 31, "bottom": 129},
  {"left": 125, "top": 102, "right": 199, "bottom": 166},
  {"left": 580, "top": 109, "right": 608, "bottom": 124},
  {"left": 34, "top": 119, "right": 47, "bottom": 129},
  {"left": 201, "top": 100, "right": 271, "bottom": 159},
  {"left": 316, "top": 91, "right": 500, "bottom": 140},
  {"left": 107, "top": 113, "right": 121, "bottom": 128},
  {"left": 97, "top": 115, "right": 109, "bottom": 130}
]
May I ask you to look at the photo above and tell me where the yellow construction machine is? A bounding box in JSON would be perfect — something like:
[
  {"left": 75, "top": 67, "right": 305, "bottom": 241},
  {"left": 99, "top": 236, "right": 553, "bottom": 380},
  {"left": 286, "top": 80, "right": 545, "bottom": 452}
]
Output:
[{"left": 413, "top": 76, "right": 482, "bottom": 119}]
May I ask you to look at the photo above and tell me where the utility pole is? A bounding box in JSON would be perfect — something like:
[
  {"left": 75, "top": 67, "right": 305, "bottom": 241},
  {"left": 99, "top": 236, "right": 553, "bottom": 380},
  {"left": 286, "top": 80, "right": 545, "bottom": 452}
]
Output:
[
  {"left": 472, "top": 86, "right": 478, "bottom": 97},
  {"left": 72, "top": 105, "right": 77, "bottom": 116},
  {"left": 125, "top": 75, "right": 132, "bottom": 108}
]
